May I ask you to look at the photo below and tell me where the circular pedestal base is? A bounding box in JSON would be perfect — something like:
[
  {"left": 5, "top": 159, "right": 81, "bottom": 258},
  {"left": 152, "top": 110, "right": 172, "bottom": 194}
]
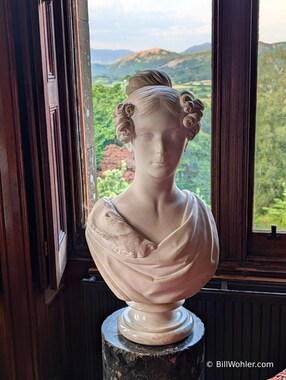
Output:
[
  {"left": 102, "top": 308, "right": 205, "bottom": 380},
  {"left": 118, "top": 302, "right": 194, "bottom": 345}
]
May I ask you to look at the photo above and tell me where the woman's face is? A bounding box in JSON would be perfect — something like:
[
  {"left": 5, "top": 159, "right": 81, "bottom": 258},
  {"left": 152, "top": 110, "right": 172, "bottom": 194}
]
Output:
[{"left": 131, "top": 107, "right": 187, "bottom": 180}]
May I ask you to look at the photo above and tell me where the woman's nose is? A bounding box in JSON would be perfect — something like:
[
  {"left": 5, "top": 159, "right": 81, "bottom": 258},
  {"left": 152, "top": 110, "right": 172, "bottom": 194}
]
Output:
[{"left": 155, "top": 138, "right": 165, "bottom": 154}]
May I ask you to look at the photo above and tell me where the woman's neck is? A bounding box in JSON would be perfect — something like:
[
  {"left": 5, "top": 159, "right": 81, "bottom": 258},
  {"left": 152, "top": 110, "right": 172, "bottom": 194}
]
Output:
[{"left": 130, "top": 172, "right": 181, "bottom": 211}]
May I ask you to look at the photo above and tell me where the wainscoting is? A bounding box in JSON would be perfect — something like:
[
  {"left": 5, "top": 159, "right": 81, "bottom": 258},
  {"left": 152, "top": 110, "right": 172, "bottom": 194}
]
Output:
[{"left": 81, "top": 276, "right": 286, "bottom": 380}]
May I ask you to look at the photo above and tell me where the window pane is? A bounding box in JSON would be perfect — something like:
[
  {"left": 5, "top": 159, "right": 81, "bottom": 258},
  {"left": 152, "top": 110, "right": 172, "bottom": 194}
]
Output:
[
  {"left": 253, "top": 0, "right": 286, "bottom": 232},
  {"left": 87, "top": 0, "right": 212, "bottom": 204}
]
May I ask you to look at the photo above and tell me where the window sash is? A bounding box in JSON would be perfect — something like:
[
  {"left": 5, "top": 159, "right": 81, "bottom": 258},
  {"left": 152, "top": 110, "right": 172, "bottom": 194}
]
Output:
[{"left": 212, "top": 0, "right": 286, "bottom": 277}]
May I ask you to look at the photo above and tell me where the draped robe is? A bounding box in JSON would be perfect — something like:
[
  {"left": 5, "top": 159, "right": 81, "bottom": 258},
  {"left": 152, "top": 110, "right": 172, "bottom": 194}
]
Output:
[{"left": 86, "top": 190, "right": 219, "bottom": 304}]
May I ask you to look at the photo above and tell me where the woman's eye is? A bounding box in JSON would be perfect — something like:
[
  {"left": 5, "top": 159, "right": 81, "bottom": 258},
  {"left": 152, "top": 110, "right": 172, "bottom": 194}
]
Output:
[{"left": 140, "top": 133, "right": 153, "bottom": 141}]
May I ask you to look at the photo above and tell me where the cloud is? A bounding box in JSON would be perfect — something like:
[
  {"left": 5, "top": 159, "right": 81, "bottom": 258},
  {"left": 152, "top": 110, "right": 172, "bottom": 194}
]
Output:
[
  {"left": 258, "top": 0, "right": 286, "bottom": 43},
  {"left": 88, "top": 0, "right": 197, "bottom": 15},
  {"left": 87, "top": 0, "right": 212, "bottom": 52}
]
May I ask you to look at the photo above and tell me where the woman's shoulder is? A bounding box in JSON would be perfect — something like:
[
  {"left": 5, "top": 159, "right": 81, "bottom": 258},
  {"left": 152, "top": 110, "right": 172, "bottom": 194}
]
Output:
[
  {"left": 87, "top": 197, "right": 112, "bottom": 226},
  {"left": 111, "top": 188, "right": 135, "bottom": 216},
  {"left": 182, "top": 189, "right": 204, "bottom": 204},
  {"left": 182, "top": 189, "right": 212, "bottom": 215}
]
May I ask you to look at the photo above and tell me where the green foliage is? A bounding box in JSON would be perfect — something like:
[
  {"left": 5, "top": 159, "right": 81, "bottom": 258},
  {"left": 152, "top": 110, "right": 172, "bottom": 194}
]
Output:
[
  {"left": 199, "top": 101, "right": 211, "bottom": 134},
  {"left": 93, "top": 81, "right": 212, "bottom": 201},
  {"left": 193, "top": 187, "right": 208, "bottom": 205},
  {"left": 93, "top": 83, "right": 126, "bottom": 167},
  {"left": 97, "top": 161, "right": 129, "bottom": 199},
  {"left": 254, "top": 48, "right": 286, "bottom": 227},
  {"left": 92, "top": 46, "right": 286, "bottom": 229},
  {"left": 175, "top": 130, "right": 211, "bottom": 204},
  {"left": 254, "top": 184, "right": 286, "bottom": 230}
]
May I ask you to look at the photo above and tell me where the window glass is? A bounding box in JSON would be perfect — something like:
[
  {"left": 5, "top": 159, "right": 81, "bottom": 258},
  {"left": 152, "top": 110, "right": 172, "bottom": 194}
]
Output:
[
  {"left": 87, "top": 0, "right": 212, "bottom": 204},
  {"left": 253, "top": 0, "right": 286, "bottom": 231}
]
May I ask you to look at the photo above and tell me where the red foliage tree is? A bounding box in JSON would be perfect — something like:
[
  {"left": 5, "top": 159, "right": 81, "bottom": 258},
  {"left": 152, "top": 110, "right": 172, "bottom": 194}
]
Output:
[{"left": 99, "top": 144, "right": 135, "bottom": 182}]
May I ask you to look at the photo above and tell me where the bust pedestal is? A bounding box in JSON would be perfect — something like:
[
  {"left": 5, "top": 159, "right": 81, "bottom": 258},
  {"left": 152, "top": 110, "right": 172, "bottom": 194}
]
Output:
[
  {"left": 118, "top": 301, "right": 194, "bottom": 345},
  {"left": 101, "top": 308, "right": 205, "bottom": 380}
]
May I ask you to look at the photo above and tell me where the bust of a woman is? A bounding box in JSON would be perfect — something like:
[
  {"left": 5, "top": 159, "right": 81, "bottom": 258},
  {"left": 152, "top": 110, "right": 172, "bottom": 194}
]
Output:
[{"left": 86, "top": 70, "right": 219, "bottom": 345}]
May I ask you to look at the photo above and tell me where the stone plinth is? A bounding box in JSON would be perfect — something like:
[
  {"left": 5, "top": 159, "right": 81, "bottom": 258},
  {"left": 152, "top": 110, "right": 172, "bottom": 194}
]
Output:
[{"left": 101, "top": 308, "right": 205, "bottom": 380}]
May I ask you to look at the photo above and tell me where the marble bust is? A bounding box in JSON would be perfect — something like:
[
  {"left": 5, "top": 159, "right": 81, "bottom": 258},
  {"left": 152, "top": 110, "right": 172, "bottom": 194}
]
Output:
[{"left": 86, "top": 70, "right": 219, "bottom": 345}]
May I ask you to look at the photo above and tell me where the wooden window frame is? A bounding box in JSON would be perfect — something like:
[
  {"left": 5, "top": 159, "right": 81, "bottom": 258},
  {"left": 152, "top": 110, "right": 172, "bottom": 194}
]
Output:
[{"left": 212, "top": 0, "right": 286, "bottom": 280}]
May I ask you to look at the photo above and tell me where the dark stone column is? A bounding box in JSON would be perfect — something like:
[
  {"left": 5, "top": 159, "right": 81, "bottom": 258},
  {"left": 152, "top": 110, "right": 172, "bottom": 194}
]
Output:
[{"left": 101, "top": 308, "right": 205, "bottom": 380}]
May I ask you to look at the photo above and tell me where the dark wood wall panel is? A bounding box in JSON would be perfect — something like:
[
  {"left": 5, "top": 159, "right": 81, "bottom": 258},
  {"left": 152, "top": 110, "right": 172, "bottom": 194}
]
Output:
[
  {"left": 0, "top": 172, "right": 12, "bottom": 379},
  {"left": 81, "top": 276, "right": 286, "bottom": 380},
  {"left": 0, "top": 0, "right": 40, "bottom": 378},
  {"left": 0, "top": 295, "right": 11, "bottom": 379},
  {"left": 46, "top": 289, "right": 67, "bottom": 379},
  {"left": 64, "top": 259, "right": 95, "bottom": 379},
  {"left": 34, "top": 286, "right": 68, "bottom": 380}
]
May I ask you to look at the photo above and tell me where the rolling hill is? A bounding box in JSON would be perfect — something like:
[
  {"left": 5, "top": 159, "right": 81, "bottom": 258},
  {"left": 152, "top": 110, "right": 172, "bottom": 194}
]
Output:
[
  {"left": 181, "top": 42, "right": 211, "bottom": 55},
  {"left": 91, "top": 41, "right": 286, "bottom": 84},
  {"left": 91, "top": 47, "right": 211, "bottom": 83}
]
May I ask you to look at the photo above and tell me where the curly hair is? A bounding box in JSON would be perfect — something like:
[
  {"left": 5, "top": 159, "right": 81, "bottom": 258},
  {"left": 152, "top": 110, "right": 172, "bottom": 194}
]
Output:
[{"left": 113, "top": 70, "right": 204, "bottom": 144}]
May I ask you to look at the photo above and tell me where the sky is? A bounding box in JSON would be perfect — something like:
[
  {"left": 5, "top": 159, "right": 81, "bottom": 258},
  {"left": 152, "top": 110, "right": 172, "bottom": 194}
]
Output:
[
  {"left": 259, "top": 0, "right": 286, "bottom": 43},
  {"left": 87, "top": 0, "right": 286, "bottom": 53},
  {"left": 87, "top": 0, "right": 212, "bottom": 52}
]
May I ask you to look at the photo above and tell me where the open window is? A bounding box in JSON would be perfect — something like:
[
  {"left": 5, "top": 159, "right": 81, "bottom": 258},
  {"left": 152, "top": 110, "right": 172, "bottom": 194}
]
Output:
[
  {"left": 213, "top": 0, "right": 286, "bottom": 279},
  {"left": 29, "top": 0, "right": 285, "bottom": 288},
  {"left": 248, "top": 0, "right": 286, "bottom": 258}
]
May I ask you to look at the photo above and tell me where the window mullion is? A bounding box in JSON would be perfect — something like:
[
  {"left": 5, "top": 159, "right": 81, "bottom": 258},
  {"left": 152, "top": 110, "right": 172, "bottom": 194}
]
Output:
[{"left": 212, "top": 0, "right": 255, "bottom": 263}]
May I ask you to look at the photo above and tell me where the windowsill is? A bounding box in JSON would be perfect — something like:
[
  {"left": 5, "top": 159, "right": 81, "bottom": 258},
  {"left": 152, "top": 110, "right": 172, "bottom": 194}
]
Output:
[
  {"left": 86, "top": 265, "right": 286, "bottom": 295},
  {"left": 216, "top": 260, "right": 286, "bottom": 282},
  {"left": 214, "top": 274, "right": 286, "bottom": 285}
]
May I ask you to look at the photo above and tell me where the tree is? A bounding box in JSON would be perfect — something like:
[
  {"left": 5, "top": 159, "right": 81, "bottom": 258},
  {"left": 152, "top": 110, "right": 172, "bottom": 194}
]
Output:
[
  {"left": 99, "top": 144, "right": 135, "bottom": 183},
  {"left": 254, "top": 48, "right": 286, "bottom": 227},
  {"left": 97, "top": 161, "right": 130, "bottom": 199},
  {"left": 93, "top": 83, "right": 126, "bottom": 167},
  {"left": 255, "top": 184, "right": 286, "bottom": 230},
  {"left": 175, "top": 130, "right": 211, "bottom": 204}
]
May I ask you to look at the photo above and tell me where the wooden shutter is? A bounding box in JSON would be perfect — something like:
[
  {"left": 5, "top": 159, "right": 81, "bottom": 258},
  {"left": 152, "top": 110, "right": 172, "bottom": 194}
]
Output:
[{"left": 38, "top": 0, "right": 68, "bottom": 289}]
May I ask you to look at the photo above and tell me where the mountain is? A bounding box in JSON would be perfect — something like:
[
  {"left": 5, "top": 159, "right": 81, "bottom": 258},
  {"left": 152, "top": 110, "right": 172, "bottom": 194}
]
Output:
[
  {"left": 161, "top": 50, "right": 211, "bottom": 83},
  {"left": 113, "top": 48, "right": 180, "bottom": 65},
  {"left": 91, "top": 41, "right": 286, "bottom": 84},
  {"left": 258, "top": 41, "right": 286, "bottom": 53},
  {"left": 90, "top": 48, "right": 133, "bottom": 64},
  {"left": 181, "top": 43, "right": 211, "bottom": 55},
  {"left": 108, "top": 48, "right": 181, "bottom": 75},
  {"left": 91, "top": 47, "right": 211, "bottom": 83}
]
